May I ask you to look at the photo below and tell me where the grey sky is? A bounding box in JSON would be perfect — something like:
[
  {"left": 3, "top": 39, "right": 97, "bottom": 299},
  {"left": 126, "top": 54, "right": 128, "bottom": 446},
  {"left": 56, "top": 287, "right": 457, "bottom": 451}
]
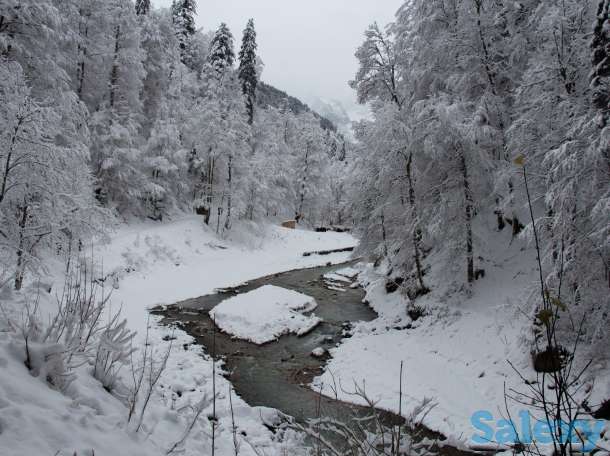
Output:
[{"left": 152, "top": 0, "right": 403, "bottom": 111}]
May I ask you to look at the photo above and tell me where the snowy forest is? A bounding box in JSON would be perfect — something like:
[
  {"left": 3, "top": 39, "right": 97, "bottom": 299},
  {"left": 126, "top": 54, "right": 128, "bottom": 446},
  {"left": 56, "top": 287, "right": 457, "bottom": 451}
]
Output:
[
  {"left": 348, "top": 0, "right": 609, "bottom": 353},
  {"left": 0, "top": 0, "right": 350, "bottom": 290},
  {"left": 0, "top": 0, "right": 609, "bottom": 455}
]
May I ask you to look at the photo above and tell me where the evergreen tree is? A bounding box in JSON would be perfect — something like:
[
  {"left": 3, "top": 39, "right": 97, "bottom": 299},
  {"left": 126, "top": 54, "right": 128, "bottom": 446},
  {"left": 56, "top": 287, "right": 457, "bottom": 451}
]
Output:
[
  {"left": 208, "top": 23, "right": 235, "bottom": 76},
  {"left": 172, "top": 0, "right": 197, "bottom": 66},
  {"left": 238, "top": 19, "right": 258, "bottom": 124},
  {"left": 135, "top": 0, "right": 151, "bottom": 16}
]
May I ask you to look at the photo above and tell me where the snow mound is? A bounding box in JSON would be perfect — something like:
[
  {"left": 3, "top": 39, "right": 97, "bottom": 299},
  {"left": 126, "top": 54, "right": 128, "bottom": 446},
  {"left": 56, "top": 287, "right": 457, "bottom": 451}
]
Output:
[
  {"left": 323, "top": 273, "right": 351, "bottom": 283},
  {"left": 333, "top": 267, "right": 360, "bottom": 279},
  {"left": 209, "top": 285, "right": 321, "bottom": 345},
  {"left": 0, "top": 331, "right": 158, "bottom": 456},
  {"left": 311, "top": 347, "right": 327, "bottom": 358}
]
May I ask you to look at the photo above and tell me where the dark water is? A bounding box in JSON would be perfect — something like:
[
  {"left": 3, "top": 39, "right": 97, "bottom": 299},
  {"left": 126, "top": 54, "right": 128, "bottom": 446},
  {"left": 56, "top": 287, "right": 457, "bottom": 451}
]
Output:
[
  {"left": 153, "top": 263, "right": 478, "bottom": 456},
  {"left": 153, "top": 263, "right": 379, "bottom": 421}
]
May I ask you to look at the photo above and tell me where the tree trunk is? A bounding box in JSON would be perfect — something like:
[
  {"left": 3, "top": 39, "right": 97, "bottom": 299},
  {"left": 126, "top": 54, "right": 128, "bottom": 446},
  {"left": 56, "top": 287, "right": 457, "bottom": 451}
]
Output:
[
  {"left": 77, "top": 10, "right": 90, "bottom": 98},
  {"left": 380, "top": 212, "right": 389, "bottom": 259},
  {"left": 205, "top": 154, "right": 215, "bottom": 225},
  {"left": 0, "top": 113, "right": 24, "bottom": 205},
  {"left": 473, "top": 0, "right": 522, "bottom": 237},
  {"left": 0, "top": 13, "right": 14, "bottom": 58},
  {"left": 405, "top": 152, "right": 427, "bottom": 292},
  {"left": 224, "top": 155, "right": 232, "bottom": 231},
  {"left": 473, "top": 0, "right": 497, "bottom": 95},
  {"left": 495, "top": 198, "right": 506, "bottom": 231},
  {"left": 246, "top": 95, "right": 254, "bottom": 125},
  {"left": 459, "top": 151, "right": 475, "bottom": 284},
  {"left": 296, "top": 143, "right": 311, "bottom": 222},
  {"left": 284, "top": 119, "right": 289, "bottom": 143},
  {"left": 508, "top": 180, "right": 523, "bottom": 236},
  {"left": 109, "top": 25, "right": 121, "bottom": 109},
  {"left": 14, "top": 202, "right": 29, "bottom": 290}
]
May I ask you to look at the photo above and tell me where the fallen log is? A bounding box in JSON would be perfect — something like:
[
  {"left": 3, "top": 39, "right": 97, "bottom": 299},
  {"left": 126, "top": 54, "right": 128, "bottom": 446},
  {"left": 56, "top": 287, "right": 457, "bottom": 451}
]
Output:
[{"left": 302, "top": 246, "right": 355, "bottom": 257}]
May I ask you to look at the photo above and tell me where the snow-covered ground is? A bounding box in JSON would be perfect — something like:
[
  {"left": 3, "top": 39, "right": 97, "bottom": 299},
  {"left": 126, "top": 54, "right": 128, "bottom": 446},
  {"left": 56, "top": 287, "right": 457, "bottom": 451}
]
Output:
[
  {"left": 95, "top": 217, "right": 356, "bottom": 335},
  {"left": 313, "top": 233, "right": 610, "bottom": 451},
  {"left": 2, "top": 215, "right": 608, "bottom": 455},
  {"left": 210, "top": 285, "right": 320, "bottom": 344},
  {"left": 0, "top": 216, "right": 357, "bottom": 456}
]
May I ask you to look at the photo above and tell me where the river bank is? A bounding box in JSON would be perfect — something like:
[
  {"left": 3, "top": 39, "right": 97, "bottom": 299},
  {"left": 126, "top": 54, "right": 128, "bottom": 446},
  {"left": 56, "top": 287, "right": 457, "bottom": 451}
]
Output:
[
  {"left": 155, "top": 261, "right": 479, "bottom": 456},
  {"left": 0, "top": 217, "right": 359, "bottom": 456}
]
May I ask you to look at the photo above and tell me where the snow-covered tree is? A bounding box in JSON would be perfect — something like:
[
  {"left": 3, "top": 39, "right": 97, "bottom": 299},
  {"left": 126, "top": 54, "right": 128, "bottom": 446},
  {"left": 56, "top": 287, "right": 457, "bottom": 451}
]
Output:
[
  {"left": 0, "top": 60, "right": 100, "bottom": 289},
  {"left": 291, "top": 112, "right": 327, "bottom": 224},
  {"left": 89, "top": 0, "right": 146, "bottom": 214},
  {"left": 172, "top": 0, "right": 197, "bottom": 67},
  {"left": 185, "top": 23, "right": 251, "bottom": 232},
  {"left": 351, "top": 22, "right": 402, "bottom": 107},
  {"left": 207, "top": 22, "right": 235, "bottom": 77},
  {"left": 135, "top": 0, "right": 151, "bottom": 16},
  {"left": 348, "top": 0, "right": 609, "bottom": 351},
  {"left": 139, "top": 8, "right": 181, "bottom": 135},
  {"left": 238, "top": 19, "right": 258, "bottom": 124}
]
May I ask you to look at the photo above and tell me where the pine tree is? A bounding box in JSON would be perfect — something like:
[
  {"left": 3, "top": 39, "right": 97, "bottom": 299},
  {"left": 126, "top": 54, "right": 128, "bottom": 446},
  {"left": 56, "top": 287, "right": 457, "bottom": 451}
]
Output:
[
  {"left": 172, "top": 0, "right": 197, "bottom": 67},
  {"left": 208, "top": 23, "right": 235, "bottom": 76},
  {"left": 238, "top": 19, "right": 258, "bottom": 124},
  {"left": 135, "top": 0, "right": 151, "bottom": 16}
]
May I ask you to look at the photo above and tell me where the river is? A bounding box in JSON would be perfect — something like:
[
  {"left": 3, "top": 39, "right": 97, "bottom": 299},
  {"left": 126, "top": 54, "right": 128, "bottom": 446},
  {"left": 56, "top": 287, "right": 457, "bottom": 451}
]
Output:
[{"left": 153, "top": 261, "right": 477, "bottom": 456}]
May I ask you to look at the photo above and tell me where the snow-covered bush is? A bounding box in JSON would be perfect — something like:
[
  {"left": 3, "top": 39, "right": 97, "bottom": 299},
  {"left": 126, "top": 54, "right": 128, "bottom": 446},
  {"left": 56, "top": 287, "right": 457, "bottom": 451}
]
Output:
[
  {"left": 7, "top": 297, "right": 75, "bottom": 393},
  {"left": 6, "top": 256, "right": 135, "bottom": 395},
  {"left": 93, "top": 314, "right": 136, "bottom": 392},
  {"left": 296, "top": 378, "right": 437, "bottom": 456}
]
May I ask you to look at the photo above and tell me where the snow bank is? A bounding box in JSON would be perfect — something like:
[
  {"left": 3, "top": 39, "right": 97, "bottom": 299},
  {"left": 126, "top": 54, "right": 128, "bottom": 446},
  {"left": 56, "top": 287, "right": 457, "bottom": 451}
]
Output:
[
  {"left": 96, "top": 216, "right": 356, "bottom": 334},
  {"left": 210, "top": 285, "right": 320, "bottom": 344},
  {"left": 0, "top": 216, "right": 357, "bottom": 456},
  {"left": 0, "top": 331, "right": 159, "bottom": 456},
  {"left": 323, "top": 272, "right": 351, "bottom": 283},
  {"left": 329, "top": 266, "right": 359, "bottom": 279},
  {"left": 313, "top": 226, "right": 610, "bottom": 448},
  {"left": 312, "top": 233, "right": 550, "bottom": 443}
]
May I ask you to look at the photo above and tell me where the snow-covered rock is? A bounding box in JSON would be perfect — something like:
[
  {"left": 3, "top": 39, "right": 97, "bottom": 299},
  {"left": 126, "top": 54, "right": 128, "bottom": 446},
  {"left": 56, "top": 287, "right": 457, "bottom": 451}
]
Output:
[
  {"left": 322, "top": 272, "right": 351, "bottom": 283},
  {"left": 209, "top": 285, "right": 321, "bottom": 345},
  {"left": 333, "top": 267, "right": 360, "bottom": 279},
  {"left": 311, "top": 347, "right": 327, "bottom": 358}
]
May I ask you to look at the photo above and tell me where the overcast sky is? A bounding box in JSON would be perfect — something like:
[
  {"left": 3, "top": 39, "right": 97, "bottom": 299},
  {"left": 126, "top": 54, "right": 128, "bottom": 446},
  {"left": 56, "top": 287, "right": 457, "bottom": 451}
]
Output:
[{"left": 152, "top": 0, "right": 403, "bottom": 111}]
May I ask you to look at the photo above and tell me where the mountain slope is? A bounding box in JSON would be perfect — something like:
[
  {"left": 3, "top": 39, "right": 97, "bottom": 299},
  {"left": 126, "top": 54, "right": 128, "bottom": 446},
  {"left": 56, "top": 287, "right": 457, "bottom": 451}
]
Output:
[{"left": 256, "top": 81, "right": 337, "bottom": 132}]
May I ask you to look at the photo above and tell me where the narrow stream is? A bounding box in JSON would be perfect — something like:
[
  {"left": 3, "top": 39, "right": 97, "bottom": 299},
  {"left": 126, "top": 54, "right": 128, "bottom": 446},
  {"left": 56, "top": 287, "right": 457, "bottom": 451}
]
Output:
[{"left": 153, "top": 262, "right": 477, "bottom": 456}]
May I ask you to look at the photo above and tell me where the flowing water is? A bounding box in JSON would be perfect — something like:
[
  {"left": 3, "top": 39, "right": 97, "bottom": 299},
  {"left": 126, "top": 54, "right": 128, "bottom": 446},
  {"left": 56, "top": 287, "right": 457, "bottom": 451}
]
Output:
[{"left": 153, "top": 262, "right": 478, "bottom": 455}]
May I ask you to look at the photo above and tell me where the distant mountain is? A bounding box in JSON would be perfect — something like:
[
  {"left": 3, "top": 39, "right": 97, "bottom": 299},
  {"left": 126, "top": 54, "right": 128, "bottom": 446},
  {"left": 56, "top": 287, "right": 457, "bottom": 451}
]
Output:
[
  {"left": 306, "top": 96, "right": 374, "bottom": 141},
  {"left": 256, "top": 81, "right": 337, "bottom": 132},
  {"left": 308, "top": 98, "right": 353, "bottom": 138}
]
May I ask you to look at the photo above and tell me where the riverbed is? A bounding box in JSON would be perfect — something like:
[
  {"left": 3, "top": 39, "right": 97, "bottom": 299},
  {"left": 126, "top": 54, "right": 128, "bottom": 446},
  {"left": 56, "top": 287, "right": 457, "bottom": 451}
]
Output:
[{"left": 153, "top": 262, "right": 477, "bottom": 456}]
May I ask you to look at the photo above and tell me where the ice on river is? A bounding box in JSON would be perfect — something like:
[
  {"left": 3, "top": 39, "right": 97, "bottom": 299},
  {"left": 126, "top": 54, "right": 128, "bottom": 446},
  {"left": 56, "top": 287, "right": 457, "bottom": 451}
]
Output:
[{"left": 209, "top": 285, "right": 321, "bottom": 344}]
